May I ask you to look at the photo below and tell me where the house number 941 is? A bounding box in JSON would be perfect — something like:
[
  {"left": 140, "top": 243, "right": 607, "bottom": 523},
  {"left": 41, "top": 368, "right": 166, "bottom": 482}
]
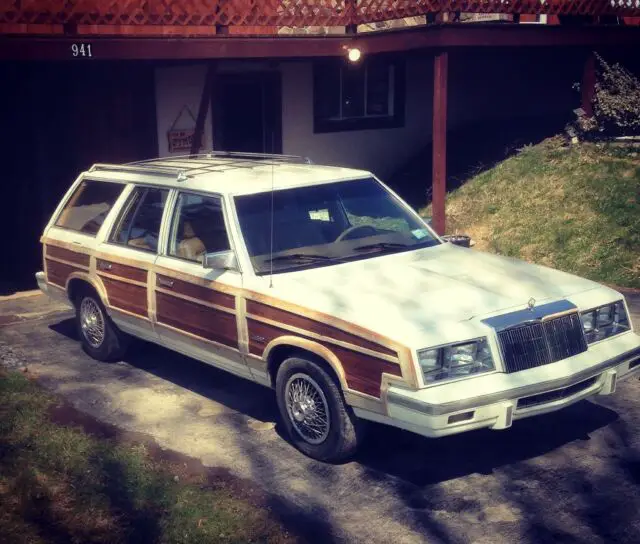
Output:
[{"left": 71, "top": 43, "right": 93, "bottom": 57}]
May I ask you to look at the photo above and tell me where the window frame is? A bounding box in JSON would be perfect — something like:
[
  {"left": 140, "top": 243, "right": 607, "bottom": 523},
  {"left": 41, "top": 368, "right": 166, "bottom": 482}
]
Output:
[
  {"left": 53, "top": 177, "right": 126, "bottom": 238},
  {"left": 164, "top": 189, "right": 238, "bottom": 267},
  {"left": 106, "top": 184, "right": 171, "bottom": 255},
  {"left": 313, "top": 57, "right": 405, "bottom": 134}
]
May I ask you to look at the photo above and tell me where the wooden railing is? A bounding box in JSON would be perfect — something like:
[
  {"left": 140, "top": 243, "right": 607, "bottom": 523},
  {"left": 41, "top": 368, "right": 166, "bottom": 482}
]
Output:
[{"left": 1, "top": 0, "right": 639, "bottom": 33}]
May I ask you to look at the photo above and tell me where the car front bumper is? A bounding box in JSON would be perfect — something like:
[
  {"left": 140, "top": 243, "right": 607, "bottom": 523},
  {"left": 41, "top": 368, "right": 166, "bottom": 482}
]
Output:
[{"left": 371, "top": 332, "right": 640, "bottom": 438}]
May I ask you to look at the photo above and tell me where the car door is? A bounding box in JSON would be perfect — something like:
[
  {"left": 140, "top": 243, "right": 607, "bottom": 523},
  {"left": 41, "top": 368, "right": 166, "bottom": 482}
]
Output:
[
  {"left": 153, "top": 190, "right": 250, "bottom": 379},
  {"left": 95, "top": 184, "right": 171, "bottom": 342}
]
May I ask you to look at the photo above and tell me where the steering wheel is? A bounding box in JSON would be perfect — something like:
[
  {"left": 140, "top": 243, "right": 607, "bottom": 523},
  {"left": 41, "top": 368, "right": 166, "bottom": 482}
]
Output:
[{"left": 334, "top": 224, "right": 377, "bottom": 242}]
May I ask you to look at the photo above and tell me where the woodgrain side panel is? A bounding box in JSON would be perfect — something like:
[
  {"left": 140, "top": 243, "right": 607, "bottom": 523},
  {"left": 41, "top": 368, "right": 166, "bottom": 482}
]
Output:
[
  {"left": 101, "top": 277, "right": 148, "bottom": 317},
  {"left": 156, "top": 292, "right": 238, "bottom": 348},
  {"left": 45, "top": 245, "right": 90, "bottom": 267},
  {"left": 247, "top": 319, "right": 401, "bottom": 398},
  {"left": 45, "top": 259, "right": 79, "bottom": 288},
  {"left": 157, "top": 274, "right": 235, "bottom": 309},
  {"left": 246, "top": 300, "right": 397, "bottom": 357},
  {"left": 97, "top": 259, "right": 147, "bottom": 283}
]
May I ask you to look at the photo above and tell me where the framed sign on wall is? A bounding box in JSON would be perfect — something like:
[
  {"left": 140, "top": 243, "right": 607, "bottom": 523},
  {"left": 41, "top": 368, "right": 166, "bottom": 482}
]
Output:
[{"left": 167, "top": 106, "right": 206, "bottom": 153}]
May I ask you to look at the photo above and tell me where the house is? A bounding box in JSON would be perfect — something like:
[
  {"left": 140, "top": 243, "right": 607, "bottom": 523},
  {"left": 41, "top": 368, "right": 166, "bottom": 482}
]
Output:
[{"left": 1, "top": 1, "right": 640, "bottom": 290}]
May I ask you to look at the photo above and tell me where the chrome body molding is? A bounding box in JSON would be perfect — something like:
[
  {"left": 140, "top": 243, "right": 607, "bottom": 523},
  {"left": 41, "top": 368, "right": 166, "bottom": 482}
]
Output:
[{"left": 388, "top": 344, "right": 640, "bottom": 417}]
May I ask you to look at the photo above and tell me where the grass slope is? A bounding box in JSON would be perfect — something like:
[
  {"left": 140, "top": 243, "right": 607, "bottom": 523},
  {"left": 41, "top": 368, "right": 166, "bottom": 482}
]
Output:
[
  {"left": 422, "top": 137, "right": 640, "bottom": 289},
  {"left": 0, "top": 370, "right": 292, "bottom": 544}
]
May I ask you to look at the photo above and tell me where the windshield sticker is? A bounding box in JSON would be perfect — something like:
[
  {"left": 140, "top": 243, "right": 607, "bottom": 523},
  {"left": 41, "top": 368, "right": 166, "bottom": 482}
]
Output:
[{"left": 411, "top": 228, "right": 430, "bottom": 240}]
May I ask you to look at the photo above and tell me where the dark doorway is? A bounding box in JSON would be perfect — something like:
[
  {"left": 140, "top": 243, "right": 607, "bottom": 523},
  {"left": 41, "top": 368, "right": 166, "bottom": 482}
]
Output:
[
  {"left": 213, "top": 72, "right": 282, "bottom": 154},
  {"left": 0, "top": 61, "right": 157, "bottom": 294}
]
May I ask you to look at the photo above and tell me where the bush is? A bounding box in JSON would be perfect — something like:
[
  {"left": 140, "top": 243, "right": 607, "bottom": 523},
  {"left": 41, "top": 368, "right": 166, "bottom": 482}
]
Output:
[{"left": 569, "top": 53, "right": 640, "bottom": 140}]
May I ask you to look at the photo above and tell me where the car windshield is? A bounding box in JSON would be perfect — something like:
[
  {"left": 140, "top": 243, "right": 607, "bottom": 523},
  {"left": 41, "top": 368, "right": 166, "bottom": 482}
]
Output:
[{"left": 234, "top": 177, "right": 440, "bottom": 275}]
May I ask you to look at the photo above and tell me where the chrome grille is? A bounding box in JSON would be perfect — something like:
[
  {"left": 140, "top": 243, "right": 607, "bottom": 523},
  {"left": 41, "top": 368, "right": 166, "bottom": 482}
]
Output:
[{"left": 498, "top": 312, "right": 587, "bottom": 373}]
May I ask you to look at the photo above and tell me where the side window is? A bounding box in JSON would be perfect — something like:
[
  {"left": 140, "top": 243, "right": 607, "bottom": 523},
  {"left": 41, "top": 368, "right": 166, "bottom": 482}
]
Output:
[
  {"left": 168, "top": 193, "right": 230, "bottom": 263},
  {"left": 55, "top": 180, "right": 124, "bottom": 235},
  {"left": 109, "top": 187, "right": 169, "bottom": 253}
]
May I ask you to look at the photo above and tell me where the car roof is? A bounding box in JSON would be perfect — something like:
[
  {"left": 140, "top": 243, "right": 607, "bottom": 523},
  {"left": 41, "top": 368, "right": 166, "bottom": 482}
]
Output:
[{"left": 86, "top": 154, "right": 372, "bottom": 197}]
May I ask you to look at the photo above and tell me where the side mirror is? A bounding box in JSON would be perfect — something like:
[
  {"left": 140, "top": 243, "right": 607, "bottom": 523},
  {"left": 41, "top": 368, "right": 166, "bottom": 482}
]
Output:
[
  {"left": 441, "top": 234, "right": 472, "bottom": 248},
  {"left": 202, "top": 250, "right": 239, "bottom": 271}
]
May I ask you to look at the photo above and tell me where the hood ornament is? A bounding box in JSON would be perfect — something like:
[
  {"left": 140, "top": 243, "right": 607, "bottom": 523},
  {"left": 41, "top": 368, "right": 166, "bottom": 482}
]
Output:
[{"left": 527, "top": 297, "right": 536, "bottom": 311}]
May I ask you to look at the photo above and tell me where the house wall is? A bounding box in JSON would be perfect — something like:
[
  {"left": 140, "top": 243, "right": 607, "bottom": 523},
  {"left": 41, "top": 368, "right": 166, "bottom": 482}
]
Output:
[
  {"left": 280, "top": 58, "right": 433, "bottom": 179},
  {"left": 155, "top": 63, "right": 213, "bottom": 157},
  {"left": 153, "top": 49, "right": 583, "bottom": 176}
]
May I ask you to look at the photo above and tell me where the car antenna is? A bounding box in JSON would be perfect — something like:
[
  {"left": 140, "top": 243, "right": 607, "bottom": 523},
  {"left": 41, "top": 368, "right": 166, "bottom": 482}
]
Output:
[{"left": 269, "top": 132, "right": 275, "bottom": 288}]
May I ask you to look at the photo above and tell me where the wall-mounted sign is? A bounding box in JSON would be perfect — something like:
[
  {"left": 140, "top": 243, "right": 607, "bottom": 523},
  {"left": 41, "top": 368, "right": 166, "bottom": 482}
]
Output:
[{"left": 167, "top": 106, "right": 205, "bottom": 153}]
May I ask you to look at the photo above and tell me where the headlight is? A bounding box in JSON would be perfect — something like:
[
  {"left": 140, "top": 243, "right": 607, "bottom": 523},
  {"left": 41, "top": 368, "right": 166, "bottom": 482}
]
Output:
[
  {"left": 580, "top": 301, "right": 630, "bottom": 343},
  {"left": 417, "top": 338, "right": 495, "bottom": 384}
]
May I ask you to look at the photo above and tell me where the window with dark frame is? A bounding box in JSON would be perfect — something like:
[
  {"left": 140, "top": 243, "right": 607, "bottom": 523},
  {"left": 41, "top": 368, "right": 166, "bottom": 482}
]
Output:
[{"left": 313, "top": 57, "right": 404, "bottom": 133}]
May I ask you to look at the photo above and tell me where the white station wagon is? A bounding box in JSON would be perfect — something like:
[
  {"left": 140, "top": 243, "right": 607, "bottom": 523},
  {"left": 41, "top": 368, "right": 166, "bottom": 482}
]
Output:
[{"left": 37, "top": 152, "right": 640, "bottom": 461}]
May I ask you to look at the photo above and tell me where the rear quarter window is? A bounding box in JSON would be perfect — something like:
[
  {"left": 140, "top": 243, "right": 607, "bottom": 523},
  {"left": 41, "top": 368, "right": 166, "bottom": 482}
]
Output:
[{"left": 55, "top": 180, "right": 124, "bottom": 235}]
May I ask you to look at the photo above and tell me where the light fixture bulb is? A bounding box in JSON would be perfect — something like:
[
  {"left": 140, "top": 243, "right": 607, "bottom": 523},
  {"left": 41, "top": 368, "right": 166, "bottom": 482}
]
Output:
[{"left": 347, "top": 47, "right": 362, "bottom": 63}]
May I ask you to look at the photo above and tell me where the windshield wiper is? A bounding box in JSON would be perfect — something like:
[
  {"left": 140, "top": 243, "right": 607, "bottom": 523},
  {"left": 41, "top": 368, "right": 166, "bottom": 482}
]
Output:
[
  {"left": 267, "top": 253, "right": 332, "bottom": 263},
  {"left": 353, "top": 242, "right": 408, "bottom": 252}
]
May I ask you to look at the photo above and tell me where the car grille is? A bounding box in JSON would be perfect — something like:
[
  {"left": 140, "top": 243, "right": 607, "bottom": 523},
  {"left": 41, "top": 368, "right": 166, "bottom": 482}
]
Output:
[
  {"left": 517, "top": 376, "right": 599, "bottom": 409},
  {"left": 498, "top": 312, "right": 587, "bottom": 373}
]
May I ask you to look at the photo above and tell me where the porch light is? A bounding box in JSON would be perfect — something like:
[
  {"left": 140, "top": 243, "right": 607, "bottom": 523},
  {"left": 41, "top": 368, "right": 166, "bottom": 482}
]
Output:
[{"left": 347, "top": 47, "right": 362, "bottom": 63}]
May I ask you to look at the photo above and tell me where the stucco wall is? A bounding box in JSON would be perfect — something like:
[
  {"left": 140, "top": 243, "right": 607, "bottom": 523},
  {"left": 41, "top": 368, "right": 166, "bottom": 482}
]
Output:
[
  {"left": 153, "top": 50, "right": 581, "bottom": 176},
  {"left": 280, "top": 58, "right": 433, "bottom": 179}
]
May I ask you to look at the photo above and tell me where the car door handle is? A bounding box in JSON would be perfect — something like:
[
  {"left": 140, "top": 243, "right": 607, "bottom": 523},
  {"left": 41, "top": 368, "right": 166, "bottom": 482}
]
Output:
[
  {"left": 157, "top": 277, "right": 174, "bottom": 288},
  {"left": 97, "top": 261, "right": 113, "bottom": 271}
]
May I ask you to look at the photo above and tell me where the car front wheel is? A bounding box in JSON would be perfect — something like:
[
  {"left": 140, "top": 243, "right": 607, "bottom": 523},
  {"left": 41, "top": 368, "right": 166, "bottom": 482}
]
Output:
[
  {"left": 275, "top": 356, "right": 363, "bottom": 462},
  {"left": 75, "top": 288, "right": 129, "bottom": 362}
]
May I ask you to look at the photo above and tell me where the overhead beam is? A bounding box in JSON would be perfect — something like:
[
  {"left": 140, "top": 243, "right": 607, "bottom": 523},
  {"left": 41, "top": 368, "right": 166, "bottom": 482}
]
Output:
[
  {"left": 431, "top": 51, "right": 448, "bottom": 236},
  {"left": 2, "top": 25, "right": 640, "bottom": 60}
]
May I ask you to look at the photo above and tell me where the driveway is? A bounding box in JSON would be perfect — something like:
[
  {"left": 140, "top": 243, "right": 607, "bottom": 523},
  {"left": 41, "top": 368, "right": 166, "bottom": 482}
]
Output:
[{"left": 1, "top": 293, "right": 640, "bottom": 544}]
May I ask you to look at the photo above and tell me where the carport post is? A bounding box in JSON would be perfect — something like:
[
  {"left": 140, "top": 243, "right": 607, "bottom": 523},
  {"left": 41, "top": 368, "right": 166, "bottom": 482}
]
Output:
[
  {"left": 432, "top": 51, "right": 448, "bottom": 236},
  {"left": 190, "top": 62, "right": 216, "bottom": 155},
  {"left": 581, "top": 51, "right": 596, "bottom": 118}
]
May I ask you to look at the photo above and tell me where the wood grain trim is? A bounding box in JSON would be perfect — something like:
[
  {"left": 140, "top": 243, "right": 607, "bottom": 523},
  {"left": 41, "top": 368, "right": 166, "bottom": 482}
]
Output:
[
  {"left": 247, "top": 319, "right": 401, "bottom": 398},
  {"left": 45, "top": 245, "right": 90, "bottom": 268},
  {"left": 245, "top": 290, "right": 401, "bottom": 354},
  {"left": 156, "top": 292, "right": 239, "bottom": 348},
  {"left": 246, "top": 300, "right": 397, "bottom": 357},
  {"left": 154, "top": 287, "right": 235, "bottom": 315},
  {"left": 101, "top": 276, "right": 147, "bottom": 317},
  {"left": 157, "top": 274, "right": 235, "bottom": 309},
  {"left": 248, "top": 312, "right": 398, "bottom": 363},
  {"left": 45, "top": 259, "right": 80, "bottom": 288},
  {"left": 153, "top": 264, "right": 239, "bottom": 296},
  {"left": 96, "top": 259, "right": 147, "bottom": 283}
]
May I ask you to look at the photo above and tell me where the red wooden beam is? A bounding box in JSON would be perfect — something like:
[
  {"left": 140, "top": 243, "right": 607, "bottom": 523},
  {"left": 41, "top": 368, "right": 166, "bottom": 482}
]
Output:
[
  {"left": 582, "top": 51, "right": 596, "bottom": 118},
  {"left": 2, "top": 25, "right": 640, "bottom": 61},
  {"left": 432, "top": 51, "right": 448, "bottom": 236}
]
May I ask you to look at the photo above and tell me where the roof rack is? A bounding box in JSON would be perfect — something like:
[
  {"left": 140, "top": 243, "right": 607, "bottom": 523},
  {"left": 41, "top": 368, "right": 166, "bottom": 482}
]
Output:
[
  {"left": 125, "top": 151, "right": 313, "bottom": 181},
  {"left": 89, "top": 151, "right": 313, "bottom": 182}
]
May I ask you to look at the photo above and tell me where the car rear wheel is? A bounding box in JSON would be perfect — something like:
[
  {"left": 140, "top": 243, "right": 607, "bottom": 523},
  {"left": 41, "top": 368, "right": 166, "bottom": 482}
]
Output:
[
  {"left": 275, "top": 356, "right": 363, "bottom": 462},
  {"left": 75, "top": 288, "right": 129, "bottom": 362}
]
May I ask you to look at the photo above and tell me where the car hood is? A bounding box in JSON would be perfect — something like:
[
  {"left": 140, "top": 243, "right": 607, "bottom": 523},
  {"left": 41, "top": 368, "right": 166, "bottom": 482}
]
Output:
[{"left": 261, "top": 244, "right": 602, "bottom": 347}]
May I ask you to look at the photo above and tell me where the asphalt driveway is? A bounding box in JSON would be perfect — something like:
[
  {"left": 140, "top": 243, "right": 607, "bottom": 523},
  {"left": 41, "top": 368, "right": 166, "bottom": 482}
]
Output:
[{"left": 1, "top": 292, "right": 639, "bottom": 544}]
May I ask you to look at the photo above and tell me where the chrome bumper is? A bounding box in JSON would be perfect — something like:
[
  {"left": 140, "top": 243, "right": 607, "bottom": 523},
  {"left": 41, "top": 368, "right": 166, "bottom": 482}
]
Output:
[{"left": 376, "top": 339, "right": 640, "bottom": 439}]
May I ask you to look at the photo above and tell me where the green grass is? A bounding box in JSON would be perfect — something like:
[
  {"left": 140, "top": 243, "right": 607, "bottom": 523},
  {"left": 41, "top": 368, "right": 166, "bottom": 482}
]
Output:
[
  {"left": 0, "top": 370, "right": 293, "bottom": 544},
  {"left": 421, "top": 137, "right": 640, "bottom": 289}
]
